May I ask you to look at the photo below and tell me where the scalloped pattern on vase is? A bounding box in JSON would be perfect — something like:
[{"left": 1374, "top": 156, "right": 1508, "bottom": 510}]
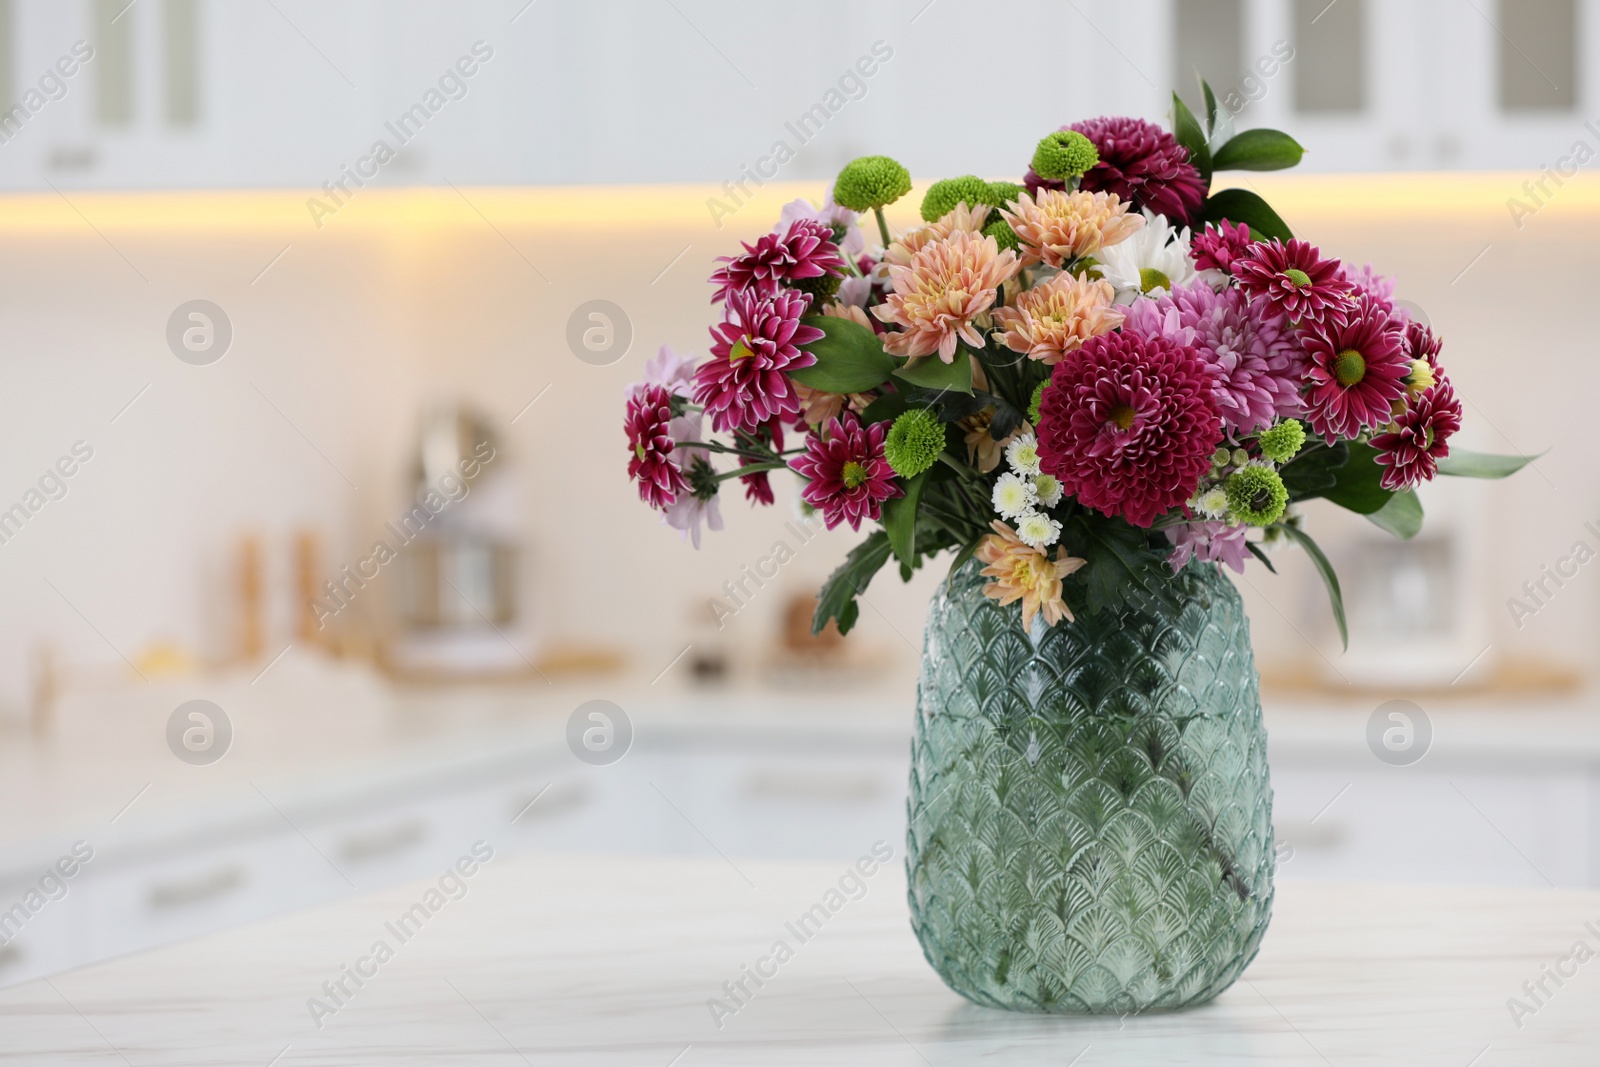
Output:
[{"left": 906, "top": 559, "right": 1275, "bottom": 1014}]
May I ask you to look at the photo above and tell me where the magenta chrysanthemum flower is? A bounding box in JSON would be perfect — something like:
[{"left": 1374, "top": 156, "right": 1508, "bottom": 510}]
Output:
[
  {"left": 1036, "top": 330, "right": 1222, "bottom": 528},
  {"left": 1190, "top": 219, "right": 1254, "bottom": 273},
  {"left": 1233, "top": 238, "right": 1355, "bottom": 327},
  {"left": 1124, "top": 282, "right": 1307, "bottom": 433},
  {"left": 791, "top": 413, "right": 902, "bottom": 531},
  {"left": 709, "top": 219, "right": 845, "bottom": 304},
  {"left": 625, "top": 384, "right": 688, "bottom": 509},
  {"left": 1025, "top": 116, "right": 1208, "bottom": 226},
  {"left": 1301, "top": 295, "right": 1410, "bottom": 440},
  {"left": 738, "top": 419, "right": 785, "bottom": 506},
  {"left": 1372, "top": 377, "right": 1463, "bottom": 491},
  {"left": 1166, "top": 521, "right": 1250, "bottom": 574},
  {"left": 1403, "top": 320, "right": 1443, "bottom": 368},
  {"left": 694, "top": 288, "right": 821, "bottom": 434}
]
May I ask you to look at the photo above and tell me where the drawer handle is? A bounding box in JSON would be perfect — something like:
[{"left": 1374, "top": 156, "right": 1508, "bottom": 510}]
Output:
[
  {"left": 509, "top": 781, "right": 590, "bottom": 823},
  {"left": 740, "top": 771, "right": 885, "bottom": 804},
  {"left": 337, "top": 819, "right": 426, "bottom": 863},
  {"left": 147, "top": 864, "right": 245, "bottom": 911}
]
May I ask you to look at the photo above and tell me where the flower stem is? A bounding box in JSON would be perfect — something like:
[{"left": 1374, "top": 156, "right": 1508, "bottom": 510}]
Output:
[
  {"left": 873, "top": 206, "right": 892, "bottom": 248},
  {"left": 712, "top": 461, "right": 790, "bottom": 482}
]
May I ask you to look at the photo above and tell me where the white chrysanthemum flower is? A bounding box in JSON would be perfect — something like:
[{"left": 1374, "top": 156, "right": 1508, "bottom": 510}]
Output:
[
  {"left": 1005, "top": 433, "right": 1042, "bottom": 476},
  {"left": 992, "top": 471, "right": 1037, "bottom": 519},
  {"left": 1194, "top": 487, "right": 1229, "bottom": 518},
  {"left": 1015, "top": 510, "right": 1063, "bottom": 549},
  {"left": 1095, "top": 209, "right": 1197, "bottom": 302},
  {"left": 1033, "top": 472, "right": 1064, "bottom": 508}
]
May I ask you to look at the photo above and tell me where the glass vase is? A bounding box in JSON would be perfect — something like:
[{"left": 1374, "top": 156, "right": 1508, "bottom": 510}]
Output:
[{"left": 906, "top": 557, "right": 1275, "bottom": 1013}]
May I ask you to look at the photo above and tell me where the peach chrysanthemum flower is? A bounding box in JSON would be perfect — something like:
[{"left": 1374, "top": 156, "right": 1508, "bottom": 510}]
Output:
[
  {"left": 821, "top": 302, "right": 875, "bottom": 330},
  {"left": 991, "top": 273, "right": 1125, "bottom": 365},
  {"left": 958, "top": 408, "right": 1026, "bottom": 473},
  {"left": 883, "top": 203, "right": 992, "bottom": 269},
  {"left": 873, "top": 229, "right": 1021, "bottom": 363},
  {"left": 793, "top": 381, "right": 871, "bottom": 427},
  {"left": 975, "top": 520, "right": 1085, "bottom": 629},
  {"left": 1000, "top": 189, "right": 1144, "bottom": 269}
]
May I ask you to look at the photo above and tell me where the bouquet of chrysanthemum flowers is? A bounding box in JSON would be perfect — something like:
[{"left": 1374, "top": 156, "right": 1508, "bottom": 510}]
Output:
[{"left": 624, "top": 90, "right": 1532, "bottom": 643}]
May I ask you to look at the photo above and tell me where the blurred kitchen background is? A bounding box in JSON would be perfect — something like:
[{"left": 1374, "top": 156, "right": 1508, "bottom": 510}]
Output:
[{"left": 0, "top": 0, "right": 1597, "bottom": 987}]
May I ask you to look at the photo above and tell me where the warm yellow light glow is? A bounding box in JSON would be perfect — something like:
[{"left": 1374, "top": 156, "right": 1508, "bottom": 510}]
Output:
[{"left": 0, "top": 173, "right": 1590, "bottom": 234}]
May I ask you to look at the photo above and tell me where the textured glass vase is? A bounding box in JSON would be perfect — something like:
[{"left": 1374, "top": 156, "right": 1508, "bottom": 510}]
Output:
[{"left": 906, "top": 558, "right": 1274, "bottom": 1014}]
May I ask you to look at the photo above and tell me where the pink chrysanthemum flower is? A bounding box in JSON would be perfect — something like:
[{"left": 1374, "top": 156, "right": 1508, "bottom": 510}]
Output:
[
  {"left": 1045, "top": 116, "right": 1209, "bottom": 225},
  {"left": 1372, "top": 377, "right": 1463, "bottom": 491},
  {"left": 1301, "top": 295, "right": 1410, "bottom": 440},
  {"left": 628, "top": 343, "right": 697, "bottom": 399},
  {"left": 1190, "top": 219, "right": 1254, "bottom": 274},
  {"left": 1000, "top": 189, "right": 1143, "bottom": 269},
  {"left": 1123, "top": 281, "right": 1307, "bottom": 432},
  {"left": 1340, "top": 262, "right": 1397, "bottom": 312},
  {"left": 778, "top": 193, "right": 864, "bottom": 257},
  {"left": 694, "top": 288, "right": 822, "bottom": 434},
  {"left": 791, "top": 413, "right": 902, "bottom": 531},
  {"left": 872, "top": 229, "right": 1020, "bottom": 363},
  {"left": 991, "top": 273, "right": 1124, "bottom": 365},
  {"left": 625, "top": 384, "right": 688, "bottom": 509},
  {"left": 1233, "top": 238, "right": 1355, "bottom": 327},
  {"left": 709, "top": 218, "right": 845, "bottom": 304},
  {"left": 1036, "top": 330, "right": 1222, "bottom": 528},
  {"left": 1166, "top": 521, "right": 1250, "bottom": 574}
]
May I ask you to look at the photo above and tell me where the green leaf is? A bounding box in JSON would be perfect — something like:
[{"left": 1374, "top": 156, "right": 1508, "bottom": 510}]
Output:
[
  {"left": 1212, "top": 128, "right": 1306, "bottom": 172},
  {"left": 882, "top": 470, "right": 929, "bottom": 570},
  {"left": 1280, "top": 441, "right": 1349, "bottom": 499},
  {"left": 1064, "top": 514, "right": 1177, "bottom": 619},
  {"left": 1283, "top": 524, "right": 1348, "bottom": 650},
  {"left": 892, "top": 349, "right": 973, "bottom": 395},
  {"left": 811, "top": 531, "right": 893, "bottom": 636},
  {"left": 945, "top": 538, "right": 981, "bottom": 590},
  {"left": 1246, "top": 541, "right": 1277, "bottom": 574},
  {"left": 1200, "top": 188, "right": 1293, "bottom": 241},
  {"left": 1201, "top": 78, "right": 1219, "bottom": 135},
  {"left": 859, "top": 390, "right": 913, "bottom": 427},
  {"left": 1172, "top": 92, "right": 1212, "bottom": 183},
  {"left": 788, "top": 315, "right": 896, "bottom": 393},
  {"left": 1366, "top": 489, "right": 1424, "bottom": 540},
  {"left": 1321, "top": 442, "right": 1393, "bottom": 515},
  {"left": 1436, "top": 447, "right": 1543, "bottom": 479}
]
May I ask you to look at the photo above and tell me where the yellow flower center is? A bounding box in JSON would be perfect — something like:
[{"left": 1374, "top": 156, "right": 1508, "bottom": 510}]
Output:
[
  {"left": 730, "top": 336, "right": 755, "bottom": 361},
  {"left": 1283, "top": 268, "right": 1312, "bottom": 288},
  {"left": 1108, "top": 404, "right": 1136, "bottom": 430},
  {"left": 1333, "top": 349, "right": 1367, "bottom": 387},
  {"left": 1405, "top": 358, "right": 1436, "bottom": 394},
  {"left": 841, "top": 461, "right": 868, "bottom": 489},
  {"left": 1138, "top": 268, "right": 1171, "bottom": 294}
]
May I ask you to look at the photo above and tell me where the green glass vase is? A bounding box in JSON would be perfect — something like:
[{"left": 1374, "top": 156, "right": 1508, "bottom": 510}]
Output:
[{"left": 906, "top": 558, "right": 1275, "bottom": 1014}]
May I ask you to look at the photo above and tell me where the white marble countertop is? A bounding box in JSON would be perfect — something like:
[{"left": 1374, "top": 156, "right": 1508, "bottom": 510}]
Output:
[{"left": 3, "top": 851, "right": 1596, "bottom": 1065}]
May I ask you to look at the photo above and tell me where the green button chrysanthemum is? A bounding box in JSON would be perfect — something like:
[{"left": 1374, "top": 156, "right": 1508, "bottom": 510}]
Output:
[
  {"left": 1031, "top": 130, "right": 1099, "bottom": 181},
  {"left": 884, "top": 408, "right": 946, "bottom": 478},
  {"left": 920, "top": 175, "right": 990, "bottom": 222},
  {"left": 834, "top": 155, "right": 912, "bottom": 212},
  {"left": 1225, "top": 465, "right": 1289, "bottom": 526},
  {"left": 1257, "top": 419, "right": 1307, "bottom": 464},
  {"left": 983, "top": 181, "right": 1025, "bottom": 209},
  {"left": 984, "top": 218, "right": 1020, "bottom": 252},
  {"left": 1028, "top": 381, "right": 1049, "bottom": 425}
]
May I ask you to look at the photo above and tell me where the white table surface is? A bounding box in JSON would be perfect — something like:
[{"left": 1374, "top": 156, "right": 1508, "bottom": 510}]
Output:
[{"left": 2, "top": 850, "right": 1595, "bottom": 1065}]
